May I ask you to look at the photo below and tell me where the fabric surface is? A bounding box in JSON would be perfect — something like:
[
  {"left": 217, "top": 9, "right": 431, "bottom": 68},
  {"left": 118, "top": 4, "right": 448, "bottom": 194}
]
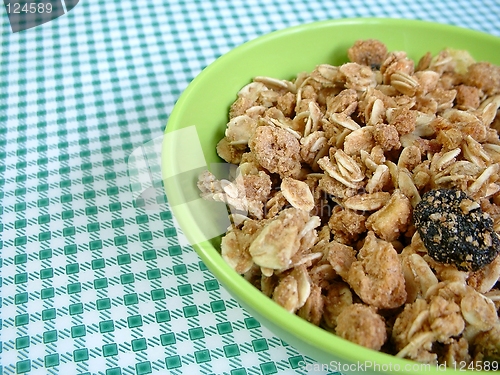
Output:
[{"left": 1, "top": 0, "right": 499, "bottom": 374}]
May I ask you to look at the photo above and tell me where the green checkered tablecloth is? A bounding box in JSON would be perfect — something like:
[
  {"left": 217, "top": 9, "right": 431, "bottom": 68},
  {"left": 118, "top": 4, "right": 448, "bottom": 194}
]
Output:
[{"left": 1, "top": 1, "right": 499, "bottom": 374}]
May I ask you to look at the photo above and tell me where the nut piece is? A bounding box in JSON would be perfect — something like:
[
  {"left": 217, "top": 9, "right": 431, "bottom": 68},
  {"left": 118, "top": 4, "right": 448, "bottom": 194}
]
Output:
[{"left": 366, "top": 190, "right": 412, "bottom": 242}]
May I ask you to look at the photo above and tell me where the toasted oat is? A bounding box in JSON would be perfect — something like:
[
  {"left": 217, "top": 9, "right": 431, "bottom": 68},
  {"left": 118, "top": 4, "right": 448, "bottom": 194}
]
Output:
[
  {"left": 281, "top": 177, "right": 315, "bottom": 211},
  {"left": 248, "top": 208, "right": 320, "bottom": 270},
  {"left": 343, "top": 191, "right": 391, "bottom": 211},
  {"left": 460, "top": 289, "right": 497, "bottom": 331}
]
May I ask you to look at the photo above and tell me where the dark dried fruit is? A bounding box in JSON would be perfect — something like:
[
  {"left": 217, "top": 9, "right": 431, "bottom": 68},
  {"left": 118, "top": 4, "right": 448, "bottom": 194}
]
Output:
[{"left": 413, "top": 189, "right": 500, "bottom": 272}]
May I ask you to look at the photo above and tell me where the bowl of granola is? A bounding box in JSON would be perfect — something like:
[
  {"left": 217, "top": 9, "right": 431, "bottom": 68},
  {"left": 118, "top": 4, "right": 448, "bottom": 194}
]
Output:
[{"left": 162, "top": 18, "right": 500, "bottom": 374}]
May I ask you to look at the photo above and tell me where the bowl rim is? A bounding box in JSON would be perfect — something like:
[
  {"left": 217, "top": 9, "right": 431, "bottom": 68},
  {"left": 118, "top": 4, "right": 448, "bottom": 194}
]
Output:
[{"left": 163, "top": 17, "right": 500, "bottom": 374}]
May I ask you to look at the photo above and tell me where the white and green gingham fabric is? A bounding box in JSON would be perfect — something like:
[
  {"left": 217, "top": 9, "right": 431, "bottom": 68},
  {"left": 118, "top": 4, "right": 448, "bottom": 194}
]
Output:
[{"left": 1, "top": 1, "right": 499, "bottom": 374}]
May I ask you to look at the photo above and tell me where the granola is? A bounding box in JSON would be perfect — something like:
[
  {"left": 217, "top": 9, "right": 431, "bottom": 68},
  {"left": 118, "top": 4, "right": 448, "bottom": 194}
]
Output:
[{"left": 198, "top": 39, "right": 500, "bottom": 366}]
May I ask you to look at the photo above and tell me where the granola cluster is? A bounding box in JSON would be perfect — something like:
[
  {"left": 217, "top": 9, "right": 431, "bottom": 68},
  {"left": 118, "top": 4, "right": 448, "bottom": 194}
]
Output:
[{"left": 198, "top": 39, "right": 500, "bottom": 366}]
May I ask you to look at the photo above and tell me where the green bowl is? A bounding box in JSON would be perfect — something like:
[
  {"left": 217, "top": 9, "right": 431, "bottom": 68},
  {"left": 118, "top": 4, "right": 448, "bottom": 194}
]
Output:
[{"left": 162, "top": 18, "right": 500, "bottom": 375}]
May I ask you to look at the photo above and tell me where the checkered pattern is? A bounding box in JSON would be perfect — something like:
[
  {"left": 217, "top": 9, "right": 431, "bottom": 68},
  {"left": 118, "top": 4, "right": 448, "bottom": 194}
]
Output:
[{"left": 1, "top": 0, "right": 499, "bottom": 374}]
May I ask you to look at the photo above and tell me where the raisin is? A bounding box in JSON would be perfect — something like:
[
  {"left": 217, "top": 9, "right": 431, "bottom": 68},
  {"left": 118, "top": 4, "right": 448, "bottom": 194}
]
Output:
[{"left": 413, "top": 189, "right": 500, "bottom": 272}]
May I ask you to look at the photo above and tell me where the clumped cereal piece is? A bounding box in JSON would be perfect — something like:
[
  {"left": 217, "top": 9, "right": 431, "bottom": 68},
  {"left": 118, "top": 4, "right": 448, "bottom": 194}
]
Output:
[
  {"left": 440, "top": 337, "right": 471, "bottom": 367},
  {"left": 343, "top": 126, "right": 376, "bottom": 155},
  {"left": 468, "top": 254, "right": 500, "bottom": 293},
  {"left": 471, "top": 325, "right": 500, "bottom": 361},
  {"left": 322, "top": 281, "right": 353, "bottom": 329},
  {"left": 198, "top": 168, "right": 271, "bottom": 219},
  {"left": 326, "top": 88, "right": 358, "bottom": 115},
  {"left": 339, "top": 62, "right": 377, "bottom": 91},
  {"left": 326, "top": 241, "right": 357, "bottom": 279},
  {"left": 272, "top": 265, "right": 311, "bottom": 313},
  {"left": 428, "top": 295, "right": 465, "bottom": 342},
  {"left": 319, "top": 176, "right": 355, "bottom": 200},
  {"left": 216, "top": 137, "right": 245, "bottom": 164},
  {"left": 391, "top": 71, "right": 420, "bottom": 96},
  {"left": 328, "top": 206, "right": 367, "bottom": 244},
  {"left": 373, "top": 123, "right": 401, "bottom": 151},
  {"left": 414, "top": 189, "right": 500, "bottom": 271},
  {"left": 277, "top": 91, "right": 296, "bottom": 117},
  {"left": 394, "top": 293, "right": 467, "bottom": 362},
  {"left": 249, "top": 125, "right": 302, "bottom": 178},
  {"left": 346, "top": 231, "right": 407, "bottom": 309},
  {"left": 309, "top": 258, "right": 335, "bottom": 288},
  {"left": 389, "top": 106, "right": 417, "bottom": 135},
  {"left": 465, "top": 62, "right": 500, "bottom": 96},
  {"left": 221, "top": 219, "right": 262, "bottom": 274},
  {"left": 402, "top": 253, "right": 439, "bottom": 300},
  {"left": 297, "top": 284, "right": 324, "bottom": 325},
  {"left": 310, "top": 64, "right": 342, "bottom": 87},
  {"left": 221, "top": 230, "right": 254, "bottom": 274},
  {"left": 392, "top": 298, "right": 436, "bottom": 362},
  {"left": 397, "top": 145, "right": 422, "bottom": 171},
  {"left": 225, "top": 115, "right": 259, "bottom": 146},
  {"left": 455, "top": 84, "right": 481, "bottom": 110},
  {"left": 317, "top": 149, "right": 365, "bottom": 190},
  {"left": 272, "top": 274, "right": 300, "bottom": 312},
  {"left": 335, "top": 303, "right": 387, "bottom": 350},
  {"left": 300, "top": 130, "right": 328, "bottom": 168},
  {"left": 380, "top": 51, "right": 415, "bottom": 85},
  {"left": 347, "top": 39, "right": 388, "bottom": 68}
]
